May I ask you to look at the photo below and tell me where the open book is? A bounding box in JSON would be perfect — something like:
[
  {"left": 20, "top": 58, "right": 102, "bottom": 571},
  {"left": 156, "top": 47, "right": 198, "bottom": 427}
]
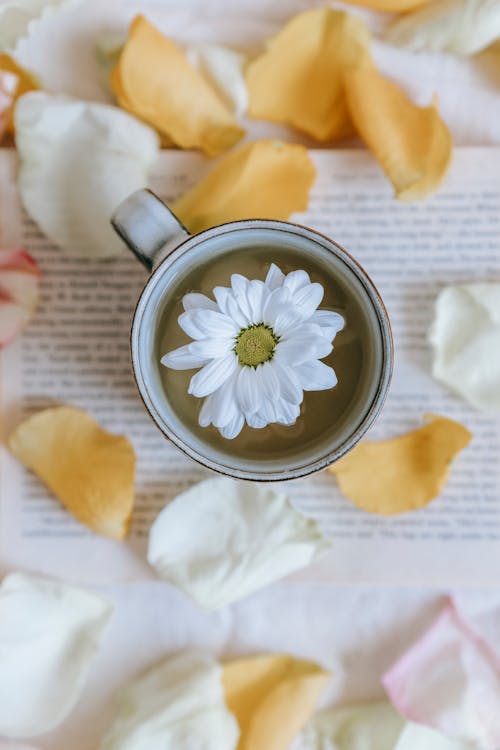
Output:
[{"left": 1, "top": 147, "right": 499, "bottom": 586}]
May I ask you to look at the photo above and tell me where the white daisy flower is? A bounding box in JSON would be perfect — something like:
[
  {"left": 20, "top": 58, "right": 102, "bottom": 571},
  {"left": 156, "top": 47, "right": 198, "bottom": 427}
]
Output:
[{"left": 161, "top": 263, "right": 345, "bottom": 439}]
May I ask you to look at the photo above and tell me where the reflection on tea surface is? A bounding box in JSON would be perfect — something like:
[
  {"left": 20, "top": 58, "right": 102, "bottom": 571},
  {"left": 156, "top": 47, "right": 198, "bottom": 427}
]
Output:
[{"left": 157, "top": 245, "right": 373, "bottom": 462}]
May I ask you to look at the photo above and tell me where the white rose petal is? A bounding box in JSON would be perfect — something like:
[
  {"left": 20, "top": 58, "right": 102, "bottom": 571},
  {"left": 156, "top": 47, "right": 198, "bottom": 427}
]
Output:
[
  {"left": 0, "top": 0, "right": 79, "bottom": 52},
  {"left": 394, "top": 722, "right": 474, "bottom": 750},
  {"left": 186, "top": 43, "right": 248, "bottom": 117},
  {"left": 428, "top": 283, "right": 500, "bottom": 411},
  {"left": 385, "top": 0, "right": 500, "bottom": 56},
  {"left": 0, "top": 572, "right": 113, "bottom": 738},
  {"left": 99, "top": 650, "right": 239, "bottom": 750},
  {"left": 148, "top": 477, "right": 329, "bottom": 610},
  {"left": 15, "top": 92, "right": 160, "bottom": 258},
  {"left": 301, "top": 700, "right": 405, "bottom": 749}
]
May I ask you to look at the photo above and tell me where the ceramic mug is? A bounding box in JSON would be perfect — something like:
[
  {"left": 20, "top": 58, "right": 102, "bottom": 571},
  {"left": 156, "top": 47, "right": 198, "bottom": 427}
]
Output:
[{"left": 111, "top": 189, "right": 393, "bottom": 481}]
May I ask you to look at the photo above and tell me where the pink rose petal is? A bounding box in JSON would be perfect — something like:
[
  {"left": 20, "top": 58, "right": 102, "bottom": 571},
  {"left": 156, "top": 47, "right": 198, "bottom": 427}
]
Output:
[
  {"left": 383, "top": 600, "right": 500, "bottom": 749},
  {"left": 0, "top": 248, "right": 40, "bottom": 348}
]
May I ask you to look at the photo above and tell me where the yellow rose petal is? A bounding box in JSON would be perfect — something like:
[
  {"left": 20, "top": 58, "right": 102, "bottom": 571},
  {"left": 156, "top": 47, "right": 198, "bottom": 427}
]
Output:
[
  {"left": 0, "top": 53, "right": 38, "bottom": 136},
  {"left": 9, "top": 405, "right": 135, "bottom": 539},
  {"left": 345, "top": 66, "right": 452, "bottom": 201},
  {"left": 341, "top": 0, "right": 428, "bottom": 11},
  {"left": 223, "top": 653, "right": 329, "bottom": 750},
  {"left": 172, "top": 139, "right": 316, "bottom": 234},
  {"left": 329, "top": 415, "right": 471, "bottom": 515},
  {"left": 110, "top": 15, "right": 244, "bottom": 156},
  {"left": 246, "top": 7, "right": 371, "bottom": 141}
]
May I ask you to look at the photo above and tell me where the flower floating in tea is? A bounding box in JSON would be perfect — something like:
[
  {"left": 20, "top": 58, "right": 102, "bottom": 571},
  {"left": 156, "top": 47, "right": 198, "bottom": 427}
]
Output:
[{"left": 161, "top": 263, "right": 344, "bottom": 439}]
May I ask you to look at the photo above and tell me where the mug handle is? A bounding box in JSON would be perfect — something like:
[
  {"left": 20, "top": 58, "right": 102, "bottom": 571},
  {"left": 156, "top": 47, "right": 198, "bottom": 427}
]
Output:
[{"left": 111, "top": 189, "right": 190, "bottom": 272}]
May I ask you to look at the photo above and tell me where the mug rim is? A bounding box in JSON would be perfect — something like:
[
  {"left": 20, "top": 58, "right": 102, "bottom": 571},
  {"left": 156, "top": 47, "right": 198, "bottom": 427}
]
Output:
[{"left": 130, "top": 217, "right": 394, "bottom": 481}]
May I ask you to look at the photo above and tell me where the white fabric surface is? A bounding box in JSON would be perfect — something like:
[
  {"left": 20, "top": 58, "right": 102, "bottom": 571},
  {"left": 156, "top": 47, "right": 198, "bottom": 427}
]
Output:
[{"left": 4, "top": 1, "right": 500, "bottom": 748}]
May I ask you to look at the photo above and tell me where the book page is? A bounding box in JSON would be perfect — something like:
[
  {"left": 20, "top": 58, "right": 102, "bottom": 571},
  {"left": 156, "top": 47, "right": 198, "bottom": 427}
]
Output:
[{"left": 1, "top": 147, "right": 499, "bottom": 585}]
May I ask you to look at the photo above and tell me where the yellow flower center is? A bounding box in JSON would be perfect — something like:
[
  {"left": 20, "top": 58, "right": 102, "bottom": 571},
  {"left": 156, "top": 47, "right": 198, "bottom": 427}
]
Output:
[{"left": 234, "top": 324, "right": 279, "bottom": 367}]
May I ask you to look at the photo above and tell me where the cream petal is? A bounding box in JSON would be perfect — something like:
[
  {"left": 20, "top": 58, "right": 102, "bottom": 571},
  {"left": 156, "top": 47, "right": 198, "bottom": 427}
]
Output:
[
  {"left": 186, "top": 43, "right": 248, "bottom": 117},
  {"left": 383, "top": 601, "right": 500, "bottom": 749},
  {"left": 0, "top": 0, "right": 76, "bottom": 51},
  {"left": 98, "top": 651, "right": 239, "bottom": 750},
  {"left": 161, "top": 343, "right": 209, "bottom": 370},
  {"left": 147, "top": 478, "right": 329, "bottom": 609},
  {"left": 188, "top": 353, "right": 238, "bottom": 398},
  {"left": 428, "top": 283, "right": 500, "bottom": 411},
  {"left": 16, "top": 93, "right": 159, "bottom": 259},
  {"left": 265, "top": 262, "right": 285, "bottom": 290},
  {"left": 295, "top": 360, "right": 338, "bottom": 391},
  {"left": 0, "top": 573, "right": 112, "bottom": 738},
  {"left": 301, "top": 700, "right": 405, "bottom": 750},
  {"left": 394, "top": 722, "right": 473, "bottom": 750},
  {"left": 182, "top": 292, "right": 219, "bottom": 312},
  {"left": 385, "top": 0, "right": 500, "bottom": 56}
]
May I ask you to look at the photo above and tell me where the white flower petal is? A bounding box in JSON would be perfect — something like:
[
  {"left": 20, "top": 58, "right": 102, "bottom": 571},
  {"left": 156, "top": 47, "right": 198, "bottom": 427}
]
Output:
[
  {"left": 311, "top": 309, "right": 345, "bottom": 340},
  {"left": 255, "top": 360, "right": 281, "bottom": 401},
  {"left": 246, "top": 279, "right": 268, "bottom": 323},
  {"left": 15, "top": 93, "right": 159, "bottom": 258},
  {"left": 295, "top": 360, "right": 338, "bottom": 391},
  {"left": 275, "top": 399, "right": 301, "bottom": 425},
  {"left": 189, "top": 353, "right": 238, "bottom": 398},
  {"left": 0, "top": 573, "right": 112, "bottom": 739},
  {"left": 246, "top": 412, "right": 267, "bottom": 429},
  {"left": 186, "top": 43, "right": 248, "bottom": 117},
  {"left": 199, "top": 394, "right": 215, "bottom": 428},
  {"left": 179, "top": 309, "right": 238, "bottom": 340},
  {"left": 428, "top": 283, "right": 500, "bottom": 411},
  {"left": 190, "top": 338, "right": 233, "bottom": 359},
  {"left": 98, "top": 651, "right": 239, "bottom": 750},
  {"left": 275, "top": 331, "right": 332, "bottom": 366},
  {"left": 210, "top": 374, "right": 240, "bottom": 429},
  {"left": 258, "top": 398, "right": 278, "bottom": 424},
  {"left": 262, "top": 286, "right": 292, "bottom": 328},
  {"left": 283, "top": 269, "right": 311, "bottom": 294},
  {"left": 385, "top": 0, "right": 500, "bottom": 56},
  {"left": 265, "top": 262, "right": 285, "bottom": 290},
  {"left": 213, "top": 286, "right": 249, "bottom": 327},
  {"left": 236, "top": 366, "right": 260, "bottom": 414},
  {"left": 0, "top": 0, "right": 77, "bottom": 51},
  {"left": 147, "top": 478, "right": 329, "bottom": 609},
  {"left": 220, "top": 412, "right": 245, "bottom": 439},
  {"left": 292, "top": 282, "right": 324, "bottom": 319},
  {"left": 301, "top": 700, "right": 405, "bottom": 750},
  {"left": 182, "top": 292, "right": 218, "bottom": 312},
  {"left": 274, "top": 363, "right": 303, "bottom": 405},
  {"left": 161, "top": 343, "right": 209, "bottom": 370},
  {"left": 231, "top": 273, "right": 255, "bottom": 322}
]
